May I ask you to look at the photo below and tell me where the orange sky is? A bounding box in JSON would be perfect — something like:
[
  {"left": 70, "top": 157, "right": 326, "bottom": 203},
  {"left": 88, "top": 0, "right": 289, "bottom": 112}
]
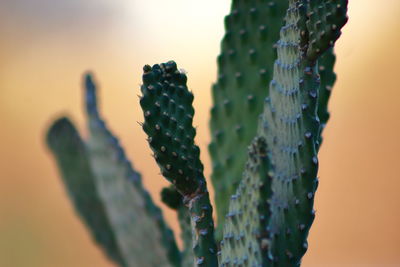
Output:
[{"left": 1, "top": 1, "right": 400, "bottom": 266}]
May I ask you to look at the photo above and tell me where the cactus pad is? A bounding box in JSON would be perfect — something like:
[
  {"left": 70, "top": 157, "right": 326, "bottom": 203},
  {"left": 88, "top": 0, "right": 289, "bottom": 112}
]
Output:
[
  {"left": 209, "top": 0, "right": 288, "bottom": 239},
  {"left": 46, "top": 118, "right": 126, "bottom": 267},
  {"left": 219, "top": 137, "right": 273, "bottom": 266},
  {"left": 140, "top": 62, "right": 218, "bottom": 266},
  {"left": 140, "top": 62, "right": 202, "bottom": 196},
  {"left": 258, "top": 0, "right": 347, "bottom": 264},
  {"left": 220, "top": 0, "right": 348, "bottom": 265},
  {"left": 85, "top": 74, "right": 181, "bottom": 267},
  {"left": 305, "top": 0, "right": 348, "bottom": 61}
]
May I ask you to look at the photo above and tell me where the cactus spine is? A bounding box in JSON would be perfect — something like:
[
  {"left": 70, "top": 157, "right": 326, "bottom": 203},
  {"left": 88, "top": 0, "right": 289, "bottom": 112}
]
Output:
[{"left": 46, "top": 1, "right": 348, "bottom": 266}]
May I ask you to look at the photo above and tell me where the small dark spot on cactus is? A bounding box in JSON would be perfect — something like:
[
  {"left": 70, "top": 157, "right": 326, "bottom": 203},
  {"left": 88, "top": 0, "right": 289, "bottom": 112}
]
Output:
[
  {"left": 304, "top": 66, "right": 313, "bottom": 75},
  {"left": 231, "top": 8, "right": 239, "bottom": 18},
  {"left": 235, "top": 72, "right": 243, "bottom": 85},
  {"left": 249, "top": 7, "right": 257, "bottom": 19},
  {"left": 225, "top": 154, "right": 235, "bottom": 167},
  {"left": 307, "top": 192, "right": 314, "bottom": 199},
  {"left": 218, "top": 74, "right": 226, "bottom": 86},
  {"left": 259, "top": 68, "right": 268, "bottom": 81},
  {"left": 312, "top": 156, "right": 318, "bottom": 165},
  {"left": 223, "top": 31, "right": 233, "bottom": 45},
  {"left": 273, "top": 136, "right": 278, "bottom": 145},
  {"left": 298, "top": 224, "right": 306, "bottom": 231},
  {"left": 286, "top": 228, "right": 292, "bottom": 235},
  {"left": 268, "top": 1, "right": 276, "bottom": 8},
  {"left": 309, "top": 90, "right": 317, "bottom": 98},
  {"left": 268, "top": 252, "right": 274, "bottom": 261},
  {"left": 248, "top": 48, "right": 256, "bottom": 62},
  {"left": 235, "top": 124, "right": 243, "bottom": 137},
  {"left": 286, "top": 250, "right": 294, "bottom": 259},
  {"left": 176, "top": 85, "right": 186, "bottom": 97},
  {"left": 143, "top": 64, "right": 152, "bottom": 73},
  {"left": 228, "top": 49, "right": 236, "bottom": 60},
  {"left": 164, "top": 60, "right": 177, "bottom": 72},
  {"left": 259, "top": 25, "right": 267, "bottom": 39},
  {"left": 247, "top": 94, "right": 255, "bottom": 102},
  {"left": 199, "top": 229, "right": 208, "bottom": 236},
  {"left": 196, "top": 257, "right": 205, "bottom": 265},
  {"left": 223, "top": 99, "right": 232, "bottom": 115},
  {"left": 305, "top": 131, "right": 312, "bottom": 139},
  {"left": 239, "top": 29, "right": 248, "bottom": 42}
]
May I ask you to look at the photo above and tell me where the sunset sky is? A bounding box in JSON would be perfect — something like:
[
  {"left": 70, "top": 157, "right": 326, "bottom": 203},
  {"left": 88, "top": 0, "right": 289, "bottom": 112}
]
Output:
[{"left": 1, "top": 1, "right": 400, "bottom": 266}]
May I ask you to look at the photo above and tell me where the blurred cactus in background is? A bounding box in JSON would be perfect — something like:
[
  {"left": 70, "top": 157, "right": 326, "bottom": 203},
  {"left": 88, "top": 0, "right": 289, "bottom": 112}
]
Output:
[{"left": 46, "top": 0, "right": 348, "bottom": 266}]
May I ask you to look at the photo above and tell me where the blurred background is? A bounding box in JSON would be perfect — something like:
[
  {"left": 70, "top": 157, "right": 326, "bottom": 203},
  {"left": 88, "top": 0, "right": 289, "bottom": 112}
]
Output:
[{"left": 1, "top": 0, "right": 399, "bottom": 266}]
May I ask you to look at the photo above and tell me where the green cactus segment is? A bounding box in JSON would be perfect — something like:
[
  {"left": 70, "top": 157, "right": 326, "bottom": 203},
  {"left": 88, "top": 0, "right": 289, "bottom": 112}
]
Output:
[
  {"left": 162, "top": 187, "right": 194, "bottom": 267},
  {"left": 46, "top": 117, "right": 126, "bottom": 267},
  {"left": 305, "top": 0, "right": 348, "bottom": 61},
  {"left": 85, "top": 74, "right": 181, "bottom": 267},
  {"left": 140, "top": 62, "right": 218, "bottom": 266},
  {"left": 161, "top": 186, "right": 184, "bottom": 210},
  {"left": 255, "top": 0, "right": 347, "bottom": 265},
  {"left": 209, "top": 0, "right": 289, "bottom": 239},
  {"left": 259, "top": 1, "right": 319, "bottom": 264},
  {"left": 178, "top": 206, "right": 195, "bottom": 267},
  {"left": 140, "top": 62, "right": 202, "bottom": 196},
  {"left": 187, "top": 189, "right": 218, "bottom": 267},
  {"left": 316, "top": 48, "right": 336, "bottom": 146},
  {"left": 219, "top": 137, "right": 272, "bottom": 267}
]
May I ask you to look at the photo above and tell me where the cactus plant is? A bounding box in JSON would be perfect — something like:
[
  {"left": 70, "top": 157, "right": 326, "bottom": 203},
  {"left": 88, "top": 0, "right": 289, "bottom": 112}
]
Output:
[{"left": 46, "top": 0, "right": 348, "bottom": 266}]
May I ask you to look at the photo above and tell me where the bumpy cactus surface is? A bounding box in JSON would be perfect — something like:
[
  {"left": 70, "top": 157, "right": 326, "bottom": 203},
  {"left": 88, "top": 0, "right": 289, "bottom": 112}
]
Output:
[
  {"left": 46, "top": 1, "right": 348, "bottom": 266},
  {"left": 48, "top": 75, "right": 180, "bottom": 267},
  {"left": 209, "top": 1, "right": 288, "bottom": 239}
]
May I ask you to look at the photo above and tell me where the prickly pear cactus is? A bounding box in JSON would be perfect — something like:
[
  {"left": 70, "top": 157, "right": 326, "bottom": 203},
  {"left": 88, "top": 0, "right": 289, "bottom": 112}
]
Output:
[
  {"left": 219, "top": 137, "right": 273, "bottom": 266},
  {"left": 220, "top": 0, "right": 348, "bottom": 266},
  {"left": 84, "top": 74, "right": 180, "bottom": 267},
  {"left": 209, "top": 1, "right": 288, "bottom": 238},
  {"left": 47, "top": 118, "right": 125, "bottom": 266},
  {"left": 47, "top": 75, "right": 181, "bottom": 267},
  {"left": 140, "top": 62, "right": 218, "bottom": 266},
  {"left": 47, "top": 1, "right": 348, "bottom": 266}
]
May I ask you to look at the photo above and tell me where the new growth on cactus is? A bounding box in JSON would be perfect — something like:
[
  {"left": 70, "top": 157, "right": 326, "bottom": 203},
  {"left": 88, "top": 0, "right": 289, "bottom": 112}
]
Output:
[{"left": 46, "top": 1, "right": 348, "bottom": 266}]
